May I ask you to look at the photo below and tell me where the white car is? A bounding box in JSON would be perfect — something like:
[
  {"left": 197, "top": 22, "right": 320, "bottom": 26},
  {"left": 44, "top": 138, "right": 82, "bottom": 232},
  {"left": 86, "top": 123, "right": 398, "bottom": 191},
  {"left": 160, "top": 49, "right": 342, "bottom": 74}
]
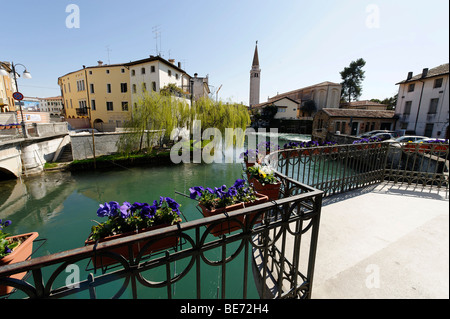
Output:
[{"left": 389, "top": 136, "right": 428, "bottom": 143}]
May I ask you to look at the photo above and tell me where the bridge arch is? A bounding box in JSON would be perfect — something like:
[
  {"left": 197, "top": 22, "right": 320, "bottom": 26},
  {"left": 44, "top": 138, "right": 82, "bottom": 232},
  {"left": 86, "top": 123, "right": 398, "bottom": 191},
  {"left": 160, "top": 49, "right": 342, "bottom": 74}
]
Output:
[{"left": 0, "top": 167, "right": 17, "bottom": 180}]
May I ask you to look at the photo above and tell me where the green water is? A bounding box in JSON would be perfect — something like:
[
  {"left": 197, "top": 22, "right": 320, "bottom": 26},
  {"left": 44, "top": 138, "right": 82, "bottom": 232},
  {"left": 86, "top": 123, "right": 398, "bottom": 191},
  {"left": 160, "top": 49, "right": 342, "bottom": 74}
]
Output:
[{"left": 1, "top": 133, "right": 311, "bottom": 299}]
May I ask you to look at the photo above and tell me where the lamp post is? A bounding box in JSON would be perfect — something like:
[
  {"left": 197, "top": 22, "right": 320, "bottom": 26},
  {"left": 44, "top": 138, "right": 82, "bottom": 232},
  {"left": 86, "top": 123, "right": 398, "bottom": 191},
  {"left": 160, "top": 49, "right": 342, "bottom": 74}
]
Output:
[{"left": 0, "top": 61, "right": 32, "bottom": 138}]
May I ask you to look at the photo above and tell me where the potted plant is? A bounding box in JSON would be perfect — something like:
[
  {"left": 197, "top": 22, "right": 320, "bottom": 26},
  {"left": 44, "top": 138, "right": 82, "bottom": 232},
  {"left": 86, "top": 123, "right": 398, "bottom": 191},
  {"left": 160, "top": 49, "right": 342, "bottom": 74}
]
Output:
[
  {"left": 321, "top": 141, "right": 339, "bottom": 154},
  {"left": 240, "top": 149, "right": 260, "bottom": 168},
  {"left": 246, "top": 163, "right": 281, "bottom": 201},
  {"left": 85, "top": 197, "right": 182, "bottom": 267},
  {"left": 0, "top": 125, "right": 4, "bottom": 130},
  {"left": 189, "top": 179, "right": 268, "bottom": 236},
  {"left": 352, "top": 136, "right": 382, "bottom": 150},
  {"left": 282, "top": 141, "right": 301, "bottom": 158},
  {"left": 1, "top": 219, "right": 39, "bottom": 295}
]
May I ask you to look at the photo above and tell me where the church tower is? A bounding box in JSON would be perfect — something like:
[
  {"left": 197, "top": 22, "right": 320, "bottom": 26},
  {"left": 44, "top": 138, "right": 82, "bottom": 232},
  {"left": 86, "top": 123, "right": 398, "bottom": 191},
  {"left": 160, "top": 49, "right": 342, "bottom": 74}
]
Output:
[{"left": 249, "top": 42, "right": 261, "bottom": 107}]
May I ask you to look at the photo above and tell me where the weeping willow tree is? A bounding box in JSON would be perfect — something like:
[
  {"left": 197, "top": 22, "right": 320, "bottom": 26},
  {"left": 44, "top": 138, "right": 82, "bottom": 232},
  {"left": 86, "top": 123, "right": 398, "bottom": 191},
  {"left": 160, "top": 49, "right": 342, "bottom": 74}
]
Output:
[{"left": 118, "top": 89, "right": 250, "bottom": 155}]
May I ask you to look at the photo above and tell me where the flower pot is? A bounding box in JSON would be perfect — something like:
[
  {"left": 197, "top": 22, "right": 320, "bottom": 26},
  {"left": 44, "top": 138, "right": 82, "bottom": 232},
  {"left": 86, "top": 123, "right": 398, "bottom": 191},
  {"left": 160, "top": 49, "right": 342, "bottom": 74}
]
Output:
[
  {"left": 301, "top": 149, "right": 320, "bottom": 156},
  {"left": 249, "top": 178, "right": 281, "bottom": 201},
  {"left": 0, "top": 232, "right": 39, "bottom": 296},
  {"left": 85, "top": 224, "right": 179, "bottom": 267},
  {"left": 242, "top": 192, "right": 269, "bottom": 224},
  {"left": 5, "top": 125, "right": 11, "bottom": 129},
  {"left": 0, "top": 126, "right": 4, "bottom": 130},
  {"left": 282, "top": 150, "right": 299, "bottom": 159},
  {"left": 199, "top": 202, "right": 245, "bottom": 237}
]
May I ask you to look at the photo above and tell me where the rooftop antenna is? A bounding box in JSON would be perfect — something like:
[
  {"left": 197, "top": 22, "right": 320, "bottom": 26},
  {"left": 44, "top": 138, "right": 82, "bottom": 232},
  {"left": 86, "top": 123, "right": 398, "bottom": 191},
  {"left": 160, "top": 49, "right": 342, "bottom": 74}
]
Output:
[
  {"left": 106, "top": 45, "right": 112, "bottom": 64},
  {"left": 152, "top": 25, "right": 162, "bottom": 56}
]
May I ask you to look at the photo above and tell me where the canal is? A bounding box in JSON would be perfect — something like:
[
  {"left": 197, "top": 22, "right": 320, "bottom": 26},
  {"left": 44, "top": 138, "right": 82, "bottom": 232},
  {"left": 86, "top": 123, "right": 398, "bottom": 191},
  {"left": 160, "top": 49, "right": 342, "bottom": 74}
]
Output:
[{"left": 0, "top": 133, "right": 311, "bottom": 299}]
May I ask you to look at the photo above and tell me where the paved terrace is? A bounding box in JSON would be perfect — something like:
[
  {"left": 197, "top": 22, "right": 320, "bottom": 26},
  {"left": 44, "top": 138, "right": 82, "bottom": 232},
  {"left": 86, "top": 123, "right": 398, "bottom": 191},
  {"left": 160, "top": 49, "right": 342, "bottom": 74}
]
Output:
[{"left": 310, "top": 182, "right": 449, "bottom": 299}]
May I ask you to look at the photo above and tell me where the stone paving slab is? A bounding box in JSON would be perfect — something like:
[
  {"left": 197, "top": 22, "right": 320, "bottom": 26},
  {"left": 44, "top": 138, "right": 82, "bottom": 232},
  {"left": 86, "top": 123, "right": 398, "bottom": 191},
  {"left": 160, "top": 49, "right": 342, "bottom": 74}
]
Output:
[{"left": 311, "top": 183, "right": 449, "bottom": 299}]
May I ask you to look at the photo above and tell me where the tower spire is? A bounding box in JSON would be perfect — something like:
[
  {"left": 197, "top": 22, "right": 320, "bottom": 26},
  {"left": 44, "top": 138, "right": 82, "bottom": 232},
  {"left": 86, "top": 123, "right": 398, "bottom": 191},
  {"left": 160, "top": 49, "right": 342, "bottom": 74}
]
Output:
[{"left": 249, "top": 41, "right": 261, "bottom": 107}]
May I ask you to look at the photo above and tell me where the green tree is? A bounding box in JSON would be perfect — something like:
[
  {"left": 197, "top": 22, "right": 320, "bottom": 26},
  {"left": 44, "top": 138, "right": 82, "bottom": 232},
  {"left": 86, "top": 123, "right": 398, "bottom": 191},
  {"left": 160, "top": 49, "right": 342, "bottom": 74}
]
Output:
[{"left": 340, "top": 58, "right": 366, "bottom": 103}]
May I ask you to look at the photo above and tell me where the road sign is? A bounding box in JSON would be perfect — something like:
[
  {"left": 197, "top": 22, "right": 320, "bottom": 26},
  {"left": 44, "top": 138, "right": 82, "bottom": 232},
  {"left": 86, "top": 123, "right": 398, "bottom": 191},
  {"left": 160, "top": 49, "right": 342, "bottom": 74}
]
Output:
[{"left": 13, "top": 92, "right": 24, "bottom": 101}]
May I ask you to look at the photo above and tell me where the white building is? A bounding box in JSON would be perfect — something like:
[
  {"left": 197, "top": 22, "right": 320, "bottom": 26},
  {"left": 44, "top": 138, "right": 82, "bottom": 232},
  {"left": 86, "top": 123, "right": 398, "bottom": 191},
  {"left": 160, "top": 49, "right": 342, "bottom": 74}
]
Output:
[
  {"left": 39, "top": 96, "right": 63, "bottom": 116},
  {"left": 394, "top": 63, "right": 449, "bottom": 139},
  {"left": 126, "top": 56, "right": 192, "bottom": 108},
  {"left": 254, "top": 97, "right": 299, "bottom": 120}
]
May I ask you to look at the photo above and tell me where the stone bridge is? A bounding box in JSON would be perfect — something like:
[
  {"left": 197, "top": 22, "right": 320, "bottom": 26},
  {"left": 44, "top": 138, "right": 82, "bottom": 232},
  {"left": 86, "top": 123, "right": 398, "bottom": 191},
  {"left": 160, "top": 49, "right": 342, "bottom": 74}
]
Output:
[{"left": 0, "top": 123, "right": 70, "bottom": 179}]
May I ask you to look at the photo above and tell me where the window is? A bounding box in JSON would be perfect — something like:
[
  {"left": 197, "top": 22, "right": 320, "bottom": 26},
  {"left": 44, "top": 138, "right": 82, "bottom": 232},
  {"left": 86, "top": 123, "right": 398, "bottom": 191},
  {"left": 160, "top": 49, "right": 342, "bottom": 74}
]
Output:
[
  {"left": 142, "top": 83, "right": 147, "bottom": 92},
  {"left": 168, "top": 70, "right": 172, "bottom": 77},
  {"left": 70, "top": 99, "right": 73, "bottom": 108},
  {"left": 107, "top": 84, "right": 111, "bottom": 93},
  {"left": 121, "top": 68, "right": 125, "bottom": 73},
  {"left": 335, "top": 121, "right": 341, "bottom": 132},
  {"left": 106, "top": 69, "right": 110, "bottom": 74},
  {"left": 175, "top": 73, "right": 179, "bottom": 80},
  {"left": 64, "top": 84, "right": 66, "bottom": 93},
  {"left": 131, "top": 69, "right": 135, "bottom": 76},
  {"left": 400, "top": 122, "right": 408, "bottom": 130},
  {"left": 120, "top": 83, "right": 127, "bottom": 93},
  {"left": 152, "top": 82, "right": 156, "bottom": 91},
  {"left": 408, "top": 83, "right": 415, "bottom": 92},
  {"left": 77, "top": 80, "right": 85, "bottom": 91},
  {"left": 428, "top": 98, "right": 439, "bottom": 114},
  {"left": 434, "top": 78, "right": 443, "bottom": 88},
  {"left": 151, "top": 66, "right": 155, "bottom": 72},
  {"left": 132, "top": 84, "right": 137, "bottom": 93},
  {"left": 90, "top": 83, "right": 95, "bottom": 94},
  {"left": 89, "top": 71, "right": 92, "bottom": 75},
  {"left": 91, "top": 99, "right": 96, "bottom": 111},
  {"left": 141, "top": 68, "right": 146, "bottom": 74},
  {"left": 122, "top": 101, "right": 128, "bottom": 111},
  {"left": 404, "top": 101, "right": 412, "bottom": 115},
  {"left": 68, "top": 83, "right": 71, "bottom": 92},
  {"left": 424, "top": 123, "right": 434, "bottom": 137},
  {"left": 106, "top": 101, "right": 113, "bottom": 111}
]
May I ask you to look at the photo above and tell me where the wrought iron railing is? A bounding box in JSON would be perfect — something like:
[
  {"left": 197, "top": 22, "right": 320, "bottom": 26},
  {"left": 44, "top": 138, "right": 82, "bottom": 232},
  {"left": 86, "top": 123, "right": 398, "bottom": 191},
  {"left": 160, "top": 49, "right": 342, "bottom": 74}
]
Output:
[
  {"left": 1, "top": 141, "right": 447, "bottom": 299},
  {"left": 266, "top": 142, "right": 448, "bottom": 197},
  {"left": 0, "top": 172, "right": 323, "bottom": 299}
]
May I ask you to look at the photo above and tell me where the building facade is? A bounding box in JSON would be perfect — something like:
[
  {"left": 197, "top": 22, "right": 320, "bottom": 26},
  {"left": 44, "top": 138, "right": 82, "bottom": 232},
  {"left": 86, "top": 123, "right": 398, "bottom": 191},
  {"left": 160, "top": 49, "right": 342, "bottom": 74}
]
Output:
[
  {"left": 39, "top": 96, "right": 64, "bottom": 116},
  {"left": 58, "top": 62, "right": 131, "bottom": 127},
  {"left": 268, "top": 81, "right": 341, "bottom": 114},
  {"left": 249, "top": 43, "right": 261, "bottom": 107},
  {"left": 253, "top": 97, "right": 300, "bottom": 120},
  {"left": 0, "top": 62, "right": 16, "bottom": 113},
  {"left": 312, "top": 108, "right": 397, "bottom": 142},
  {"left": 394, "top": 63, "right": 449, "bottom": 139},
  {"left": 126, "top": 56, "right": 191, "bottom": 108}
]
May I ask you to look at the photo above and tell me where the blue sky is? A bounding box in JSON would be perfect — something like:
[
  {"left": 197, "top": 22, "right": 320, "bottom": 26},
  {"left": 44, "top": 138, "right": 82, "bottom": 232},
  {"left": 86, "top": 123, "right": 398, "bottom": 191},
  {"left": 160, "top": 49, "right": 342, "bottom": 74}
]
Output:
[{"left": 2, "top": 0, "right": 449, "bottom": 105}]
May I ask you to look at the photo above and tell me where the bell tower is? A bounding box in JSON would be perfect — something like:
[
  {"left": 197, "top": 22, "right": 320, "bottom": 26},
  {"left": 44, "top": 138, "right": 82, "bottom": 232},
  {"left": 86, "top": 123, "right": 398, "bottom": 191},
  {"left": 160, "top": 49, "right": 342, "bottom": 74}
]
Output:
[{"left": 249, "top": 41, "right": 261, "bottom": 107}]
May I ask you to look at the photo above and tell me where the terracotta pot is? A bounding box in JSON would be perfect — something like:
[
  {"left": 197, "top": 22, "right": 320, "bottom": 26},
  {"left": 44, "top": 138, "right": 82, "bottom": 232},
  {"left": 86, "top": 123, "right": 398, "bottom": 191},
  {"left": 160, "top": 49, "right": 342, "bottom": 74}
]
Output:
[
  {"left": 199, "top": 202, "right": 245, "bottom": 237},
  {"left": 85, "top": 224, "right": 179, "bottom": 267},
  {"left": 0, "top": 126, "right": 4, "bottom": 130},
  {"left": 249, "top": 178, "right": 281, "bottom": 201},
  {"left": 281, "top": 150, "right": 299, "bottom": 159},
  {"left": 242, "top": 192, "right": 269, "bottom": 224},
  {"left": 0, "top": 232, "right": 39, "bottom": 296}
]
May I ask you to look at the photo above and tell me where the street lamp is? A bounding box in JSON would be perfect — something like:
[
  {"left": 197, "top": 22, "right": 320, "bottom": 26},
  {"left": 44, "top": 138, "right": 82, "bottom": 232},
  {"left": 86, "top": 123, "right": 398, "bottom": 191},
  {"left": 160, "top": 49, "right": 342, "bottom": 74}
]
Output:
[{"left": 0, "top": 61, "right": 32, "bottom": 137}]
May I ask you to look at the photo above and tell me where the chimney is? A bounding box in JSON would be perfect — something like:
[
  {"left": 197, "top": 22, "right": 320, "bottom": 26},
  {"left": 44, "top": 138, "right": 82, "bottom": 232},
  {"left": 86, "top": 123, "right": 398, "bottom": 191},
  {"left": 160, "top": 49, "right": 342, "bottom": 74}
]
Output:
[
  {"left": 421, "top": 68, "right": 429, "bottom": 78},
  {"left": 407, "top": 72, "right": 413, "bottom": 80},
  {"left": 194, "top": 73, "right": 198, "bottom": 78},
  {"left": 178, "top": 62, "right": 181, "bottom": 68},
  {"left": 168, "top": 59, "right": 175, "bottom": 64},
  {"left": 97, "top": 60, "right": 103, "bottom": 66}
]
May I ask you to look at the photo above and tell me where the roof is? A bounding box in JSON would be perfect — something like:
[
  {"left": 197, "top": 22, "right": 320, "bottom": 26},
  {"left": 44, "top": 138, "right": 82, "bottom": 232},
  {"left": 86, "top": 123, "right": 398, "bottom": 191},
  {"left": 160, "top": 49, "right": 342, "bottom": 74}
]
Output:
[
  {"left": 343, "top": 100, "right": 387, "bottom": 107},
  {"left": 59, "top": 55, "right": 189, "bottom": 79},
  {"left": 252, "top": 96, "right": 299, "bottom": 108},
  {"left": 269, "top": 81, "right": 341, "bottom": 101},
  {"left": 320, "top": 108, "right": 396, "bottom": 119},
  {"left": 252, "top": 44, "right": 259, "bottom": 67},
  {"left": 125, "top": 55, "right": 188, "bottom": 75},
  {"left": 396, "top": 63, "right": 449, "bottom": 84}
]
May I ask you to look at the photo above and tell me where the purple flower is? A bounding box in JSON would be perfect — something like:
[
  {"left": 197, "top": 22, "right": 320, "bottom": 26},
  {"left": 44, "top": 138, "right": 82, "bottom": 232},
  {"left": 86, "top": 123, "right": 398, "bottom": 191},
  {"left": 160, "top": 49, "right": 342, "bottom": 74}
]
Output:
[
  {"left": 108, "top": 201, "right": 120, "bottom": 217},
  {"left": 227, "top": 187, "right": 238, "bottom": 197},
  {"left": 189, "top": 186, "right": 204, "bottom": 199},
  {"left": 233, "top": 179, "right": 245, "bottom": 189},
  {"left": 165, "top": 197, "right": 181, "bottom": 215},
  {"left": 119, "top": 202, "right": 131, "bottom": 218},
  {"left": 97, "top": 202, "right": 111, "bottom": 218},
  {"left": 141, "top": 204, "right": 157, "bottom": 219}
]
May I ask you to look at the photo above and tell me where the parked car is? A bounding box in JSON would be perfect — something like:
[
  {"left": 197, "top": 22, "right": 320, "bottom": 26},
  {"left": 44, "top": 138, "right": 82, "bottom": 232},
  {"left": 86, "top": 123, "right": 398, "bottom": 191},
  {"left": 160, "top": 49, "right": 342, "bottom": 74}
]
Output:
[
  {"left": 370, "top": 132, "right": 397, "bottom": 141},
  {"left": 357, "top": 130, "right": 397, "bottom": 138},
  {"left": 387, "top": 135, "right": 428, "bottom": 143}
]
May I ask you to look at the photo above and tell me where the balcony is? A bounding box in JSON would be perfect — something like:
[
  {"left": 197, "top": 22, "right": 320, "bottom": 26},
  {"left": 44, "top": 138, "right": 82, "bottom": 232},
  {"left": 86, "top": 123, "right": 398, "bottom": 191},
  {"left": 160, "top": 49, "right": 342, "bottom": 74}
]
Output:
[
  {"left": 76, "top": 108, "right": 88, "bottom": 116},
  {"left": 1, "top": 142, "right": 448, "bottom": 300}
]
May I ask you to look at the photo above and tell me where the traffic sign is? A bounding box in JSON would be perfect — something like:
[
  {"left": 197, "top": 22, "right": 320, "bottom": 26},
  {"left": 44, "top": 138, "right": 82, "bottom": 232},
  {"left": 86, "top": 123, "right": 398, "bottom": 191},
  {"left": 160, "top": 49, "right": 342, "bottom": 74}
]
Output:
[{"left": 13, "top": 92, "right": 24, "bottom": 101}]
